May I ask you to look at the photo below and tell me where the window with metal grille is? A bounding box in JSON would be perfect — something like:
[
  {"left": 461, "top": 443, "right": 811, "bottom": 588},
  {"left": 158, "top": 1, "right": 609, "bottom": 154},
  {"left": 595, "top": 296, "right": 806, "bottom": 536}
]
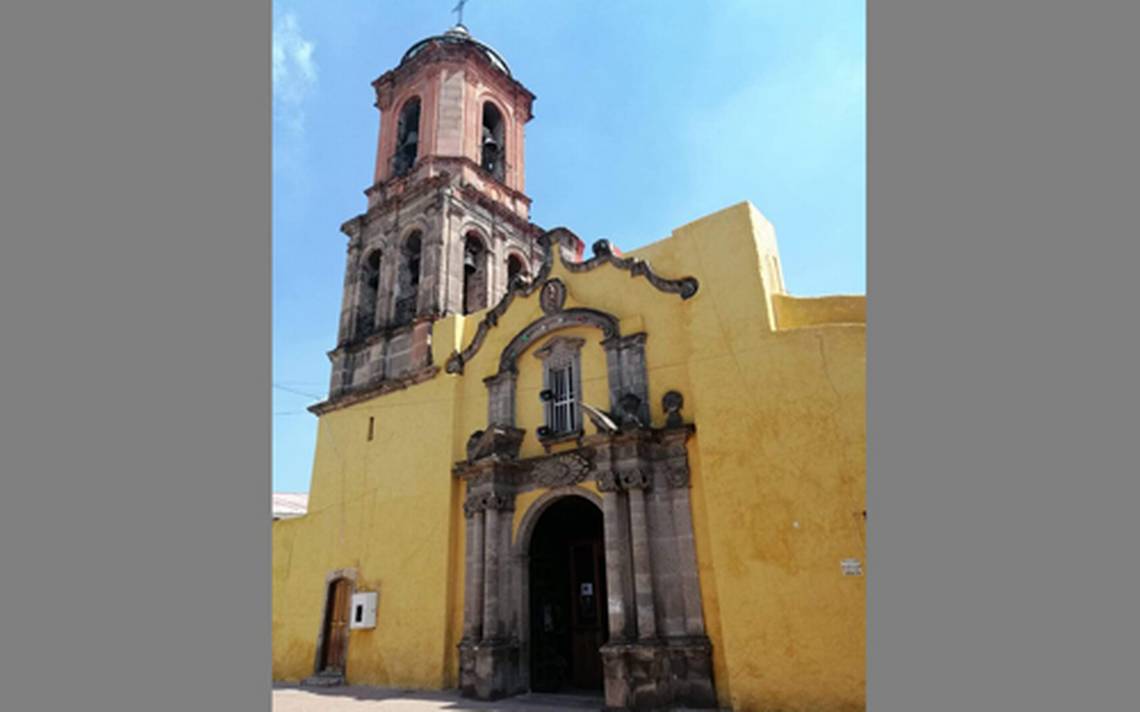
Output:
[
  {"left": 547, "top": 362, "right": 578, "bottom": 434},
  {"left": 536, "top": 336, "right": 585, "bottom": 440}
]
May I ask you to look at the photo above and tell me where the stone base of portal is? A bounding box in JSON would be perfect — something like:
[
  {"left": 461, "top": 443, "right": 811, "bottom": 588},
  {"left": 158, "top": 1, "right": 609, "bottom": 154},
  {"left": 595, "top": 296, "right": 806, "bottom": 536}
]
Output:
[
  {"left": 458, "top": 638, "right": 523, "bottom": 701},
  {"left": 600, "top": 637, "right": 717, "bottom": 711},
  {"left": 300, "top": 670, "right": 345, "bottom": 688}
]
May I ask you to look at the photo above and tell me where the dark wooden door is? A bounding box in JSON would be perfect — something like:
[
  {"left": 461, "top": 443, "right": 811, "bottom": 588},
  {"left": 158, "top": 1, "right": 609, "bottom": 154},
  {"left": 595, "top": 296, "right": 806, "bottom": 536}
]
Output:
[
  {"left": 568, "top": 539, "right": 606, "bottom": 689},
  {"left": 322, "top": 578, "right": 351, "bottom": 672}
]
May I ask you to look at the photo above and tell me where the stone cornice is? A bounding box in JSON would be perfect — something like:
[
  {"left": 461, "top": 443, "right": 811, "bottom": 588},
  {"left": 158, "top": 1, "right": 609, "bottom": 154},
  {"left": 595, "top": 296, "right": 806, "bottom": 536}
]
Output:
[
  {"left": 373, "top": 42, "right": 535, "bottom": 118},
  {"left": 328, "top": 313, "right": 438, "bottom": 357},
  {"left": 358, "top": 160, "right": 539, "bottom": 237},
  {"left": 452, "top": 425, "right": 695, "bottom": 494},
  {"left": 359, "top": 172, "right": 452, "bottom": 222},
  {"left": 455, "top": 171, "right": 534, "bottom": 215},
  {"left": 308, "top": 365, "right": 440, "bottom": 416}
]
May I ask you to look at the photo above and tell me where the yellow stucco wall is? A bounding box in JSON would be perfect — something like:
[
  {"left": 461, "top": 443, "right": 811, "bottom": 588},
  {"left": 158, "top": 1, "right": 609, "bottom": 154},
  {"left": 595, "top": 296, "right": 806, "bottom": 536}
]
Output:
[
  {"left": 773, "top": 293, "right": 866, "bottom": 331},
  {"left": 273, "top": 201, "right": 866, "bottom": 711}
]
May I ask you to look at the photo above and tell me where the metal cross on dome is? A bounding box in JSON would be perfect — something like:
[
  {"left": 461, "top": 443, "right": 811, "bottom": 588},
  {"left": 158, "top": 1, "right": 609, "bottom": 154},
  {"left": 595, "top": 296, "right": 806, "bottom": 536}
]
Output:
[{"left": 451, "top": 0, "right": 469, "bottom": 26}]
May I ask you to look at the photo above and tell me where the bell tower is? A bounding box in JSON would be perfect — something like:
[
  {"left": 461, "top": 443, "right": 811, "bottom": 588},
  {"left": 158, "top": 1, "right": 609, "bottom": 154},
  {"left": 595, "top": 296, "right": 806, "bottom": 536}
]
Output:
[{"left": 327, "top": 25, "right": 553, "bottom": 400}]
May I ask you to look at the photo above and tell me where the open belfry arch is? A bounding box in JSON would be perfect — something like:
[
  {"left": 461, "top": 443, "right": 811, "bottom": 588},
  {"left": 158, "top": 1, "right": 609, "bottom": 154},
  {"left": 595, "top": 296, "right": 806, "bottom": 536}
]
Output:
[{"left": 274, "top": 18, "right": 867, "bottom": 712}]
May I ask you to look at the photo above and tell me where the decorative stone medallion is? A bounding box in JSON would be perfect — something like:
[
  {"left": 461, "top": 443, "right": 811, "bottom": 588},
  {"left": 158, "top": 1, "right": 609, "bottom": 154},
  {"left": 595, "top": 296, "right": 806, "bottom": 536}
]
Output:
[
  {"left": 539, "top": 278, "right": 566, "bottom": 315},
  {"left": 530, "top": 451, "right": 592, "bottom": 488}
]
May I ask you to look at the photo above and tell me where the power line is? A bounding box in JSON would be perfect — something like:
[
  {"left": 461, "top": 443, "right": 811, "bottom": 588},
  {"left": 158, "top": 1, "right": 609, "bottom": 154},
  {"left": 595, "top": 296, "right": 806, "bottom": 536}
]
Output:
[{"left": 274, "top": 382, "right": 323, "bottom": 400}]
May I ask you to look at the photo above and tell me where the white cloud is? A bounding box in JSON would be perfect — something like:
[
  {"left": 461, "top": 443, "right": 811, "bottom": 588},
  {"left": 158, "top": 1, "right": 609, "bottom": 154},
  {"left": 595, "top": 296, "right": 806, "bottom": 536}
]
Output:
[{"left": 273, "top": 12, "right": 317, "bottom": 135}]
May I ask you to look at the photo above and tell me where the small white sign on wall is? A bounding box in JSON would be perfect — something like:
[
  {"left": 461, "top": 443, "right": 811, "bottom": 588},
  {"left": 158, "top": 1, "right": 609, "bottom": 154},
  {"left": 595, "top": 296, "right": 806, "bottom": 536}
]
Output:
[
  {"left": 841, "top": 558, "right": 863, "bottom": 576},
  {"left": 350, "top": 591, "right": 378, "bottom": 629}
]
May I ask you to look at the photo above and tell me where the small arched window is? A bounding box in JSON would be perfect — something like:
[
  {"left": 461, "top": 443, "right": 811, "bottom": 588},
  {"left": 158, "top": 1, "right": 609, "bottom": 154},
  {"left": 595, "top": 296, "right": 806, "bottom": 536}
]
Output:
[
  {"left": 506, "top": 254, "right": 527, "bottom": 287},
  {"left": 393, "top": 97, "right": 421, "bottom": 177},
  {"left": 480, "top": 102, "right": 505, "bottom": 181},
  {"left": 394, "top": 232, "right": 422, "bottom": 325},
  {"left": 357, "top": 250, "right": 382, "bottom": 337},
  {"left": 463, "top": 233, "right": 489, "bottom": 314}
]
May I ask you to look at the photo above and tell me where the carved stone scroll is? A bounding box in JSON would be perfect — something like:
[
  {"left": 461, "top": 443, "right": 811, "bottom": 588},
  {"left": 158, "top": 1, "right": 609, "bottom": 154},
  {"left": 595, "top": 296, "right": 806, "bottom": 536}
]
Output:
[{"left": 446, "top": 229, "right": 699, "bottom": 374}]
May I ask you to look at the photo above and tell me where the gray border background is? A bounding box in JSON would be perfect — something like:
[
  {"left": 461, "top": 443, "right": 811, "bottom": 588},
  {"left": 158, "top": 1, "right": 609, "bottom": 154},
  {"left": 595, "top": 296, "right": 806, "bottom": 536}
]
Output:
[
  {"left": 0, "top": 1, "right": 270, "bottom": 710},
  {"left": 1, "top": 1, "right": 1138, "bottom": 710},
  {"left": 869, "top": 1, "right": 1139, "bottom": 710}
]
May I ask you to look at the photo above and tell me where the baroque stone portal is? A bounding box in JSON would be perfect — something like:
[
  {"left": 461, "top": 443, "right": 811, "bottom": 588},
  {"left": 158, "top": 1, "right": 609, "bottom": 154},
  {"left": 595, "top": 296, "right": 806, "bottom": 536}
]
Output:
[{"left": 455, "top": 418, "right": 716, "bottom": 710}]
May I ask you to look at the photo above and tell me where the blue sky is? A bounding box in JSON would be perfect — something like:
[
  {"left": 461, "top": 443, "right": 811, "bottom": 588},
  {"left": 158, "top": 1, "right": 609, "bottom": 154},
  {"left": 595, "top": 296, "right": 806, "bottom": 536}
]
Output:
[{"left": 273, "top": 0, "right": 865, "bottom": 493}]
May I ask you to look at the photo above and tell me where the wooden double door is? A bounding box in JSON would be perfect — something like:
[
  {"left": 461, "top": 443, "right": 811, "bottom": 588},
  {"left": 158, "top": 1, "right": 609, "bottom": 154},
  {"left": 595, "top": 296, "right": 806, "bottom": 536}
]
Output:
[
  {"left": 567, "top": 539, "right": 607, "bottom": 689},
  {"left": 529, "top": 497, "right": 608, "bottom": 692}
]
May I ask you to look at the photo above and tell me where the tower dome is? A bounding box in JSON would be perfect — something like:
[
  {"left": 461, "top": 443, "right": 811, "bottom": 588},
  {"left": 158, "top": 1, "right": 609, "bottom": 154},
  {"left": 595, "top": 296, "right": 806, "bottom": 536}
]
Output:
[{"left": 399, "top": 24, "right": 512, "bottom": 77}]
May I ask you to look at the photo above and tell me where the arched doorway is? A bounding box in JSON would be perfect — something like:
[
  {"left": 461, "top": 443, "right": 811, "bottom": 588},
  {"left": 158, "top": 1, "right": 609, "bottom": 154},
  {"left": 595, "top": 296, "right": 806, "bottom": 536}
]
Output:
[
  {"left": 318, "top": 577, "right": 352, "bottom": 674},
  {"left": 527, "top": 495, "right": 608, "bottom": 693}
]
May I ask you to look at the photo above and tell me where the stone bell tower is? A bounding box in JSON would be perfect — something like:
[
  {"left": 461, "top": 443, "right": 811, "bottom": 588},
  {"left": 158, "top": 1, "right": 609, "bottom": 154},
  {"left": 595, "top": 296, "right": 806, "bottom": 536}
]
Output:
[{"left": 326, "top": 25, "right": 550, "bottom": 401}]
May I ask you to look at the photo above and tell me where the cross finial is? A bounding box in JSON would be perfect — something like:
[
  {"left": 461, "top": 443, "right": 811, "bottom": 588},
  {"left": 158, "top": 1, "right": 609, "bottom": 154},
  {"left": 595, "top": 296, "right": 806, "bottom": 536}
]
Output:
[{"left": 451, "top": 0, "right": 469, "bottom": 26}]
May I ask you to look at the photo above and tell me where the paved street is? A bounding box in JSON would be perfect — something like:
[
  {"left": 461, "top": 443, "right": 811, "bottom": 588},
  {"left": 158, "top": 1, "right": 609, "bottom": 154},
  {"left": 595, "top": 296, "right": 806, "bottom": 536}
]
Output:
[{"left": 272, "top": 684, "right": 604, "bottom": 711}]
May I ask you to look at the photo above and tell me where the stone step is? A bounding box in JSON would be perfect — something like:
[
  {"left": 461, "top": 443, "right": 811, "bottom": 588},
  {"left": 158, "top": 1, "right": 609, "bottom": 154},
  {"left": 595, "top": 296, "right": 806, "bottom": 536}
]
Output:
[{"left": 300, "top": 672, "right": 345, "bottom": 688}]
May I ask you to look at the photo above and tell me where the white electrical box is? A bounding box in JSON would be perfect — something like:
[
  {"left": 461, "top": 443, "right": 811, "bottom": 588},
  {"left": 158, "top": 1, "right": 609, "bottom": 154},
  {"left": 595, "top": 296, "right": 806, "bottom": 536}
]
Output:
[{"left": 349, "top": 591, "right": 378, "bottom": 629}]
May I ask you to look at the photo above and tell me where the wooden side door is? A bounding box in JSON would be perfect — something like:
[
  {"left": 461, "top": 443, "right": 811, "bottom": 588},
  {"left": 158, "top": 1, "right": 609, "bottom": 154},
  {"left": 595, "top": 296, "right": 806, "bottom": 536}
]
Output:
[
  {"left": 322, "top": 578, "right": 351, "bottom": 672},
  {"left": 568, "top": 540, "right": 606, "bottom": 689}
]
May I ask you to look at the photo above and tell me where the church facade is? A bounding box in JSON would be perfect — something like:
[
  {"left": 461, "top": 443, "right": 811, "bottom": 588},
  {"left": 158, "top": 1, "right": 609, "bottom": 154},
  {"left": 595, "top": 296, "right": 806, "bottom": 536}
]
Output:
[{"left": 272, "top": 25, "right": 866, "bottom": 712}]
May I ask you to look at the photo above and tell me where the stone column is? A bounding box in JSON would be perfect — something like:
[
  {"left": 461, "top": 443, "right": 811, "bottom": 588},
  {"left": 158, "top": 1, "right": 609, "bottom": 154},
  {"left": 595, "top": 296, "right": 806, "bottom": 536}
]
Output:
[
  {"left": 471, "top": 508, "right": 486, "bottom": 640},
  {"left": 601, "top": 333, "right": 650, "bottom": 424},
  {"left": 443, "top": 208, "right": 466, "bottom": 314},
  {"left": 462, "top": 505, "right": 484, "bottom": 641},
  {"left": 484, "top": 371, "right": 516, "bottom": 427},
  {"left": 338, "top": 242, "right": 363, "bottom": 345},
  {"left": 647, "top": 481, "right": 686, "bottom": 638},
  {"left": 335, "top": 217, "right": 365, "bottom": 344},
  {"left": 626, "top": 480, "right": 657, "bottom": 640},
  {"left": 376, "top": 248, "right": 399, "bottom": 328},
  {"left": 602, "top": 339, "right": 625, "bottom": 415},
  {"left": 482, "top": 505, "right": 503, "bottom": 640},
  {"left": 489, "top": 233, "right": 506, "bottom": 305},
  {"left": 496, "top": 498, "right": 514, "bottom": 636},
  {"left": 467, "top": 492, "right": 521, "bottom": 701},
  {"left": 660, "top": 427, "right": 707, "bottom": 636},
  {"left": 618, "top": 334, "right": 650, "bottom": 424},
  {"left": 671, "top": 487, "right": 707, "bottom": 636},
  {"left": 601, "top": 489, "right": 634, "bottom": 641},
  {"left": 419, "top": 236, "right": 445, "bottom": 317}
]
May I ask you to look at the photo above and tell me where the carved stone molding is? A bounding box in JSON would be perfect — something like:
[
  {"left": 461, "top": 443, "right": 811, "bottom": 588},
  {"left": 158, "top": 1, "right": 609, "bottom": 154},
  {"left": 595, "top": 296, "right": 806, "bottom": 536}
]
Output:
[
  {"left": 464, "top": 425, "right": 526, "bottom": 463},
  {"left": 463, "top": 492, "right": 515, "bottom": 518},
  {"left": 530, "top": 451, "right": 592, "bottom": 488},
  {"left": 498, "top": 309, "right": 619, "bottom": 375},
  {"left": 618, "top": 468, "right": 653, "bottom": 491},
  {"left": 565, "top": 239, "right": 700, "bottom": 300},
  {"left": 445, "top": 228, "right": 699, "bottom": 374},
  {"left": 595, "top": 468, "right": 620, "bottom": 493},
  {"left": 664, "top": 463, "right": 690, "bottom": 489},
  {"left": 586, "top": 425, "right": 697, "bottom": 492},
  {"left": 456, "top": 447, "right": 600, "bottom": 495}
]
